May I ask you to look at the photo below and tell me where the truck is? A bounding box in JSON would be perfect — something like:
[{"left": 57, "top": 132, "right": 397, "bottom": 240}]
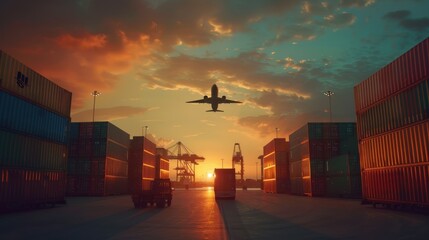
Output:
[
  {"left": 214, "top": 168, "right": 236, "bottom": 200},
  {"left": 131, "top": 178, "right": 173, "bottom": 208}
]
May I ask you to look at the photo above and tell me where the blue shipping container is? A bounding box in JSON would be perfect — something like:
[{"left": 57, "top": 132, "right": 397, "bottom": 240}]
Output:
[{"left": 0, "top": 90, "right": 70, "bottom": 144}]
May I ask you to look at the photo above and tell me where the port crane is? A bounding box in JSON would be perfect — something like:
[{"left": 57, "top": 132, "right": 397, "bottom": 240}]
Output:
[
  {"left": 166, "top": 141, "right": 205, "bottom": 184},
  {"left": 232, "top": 143, "right": 245, "bottom": 188}
]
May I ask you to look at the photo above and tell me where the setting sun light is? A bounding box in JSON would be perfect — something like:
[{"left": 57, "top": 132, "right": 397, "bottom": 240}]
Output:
[{"left": 207, "top": 173, "right": 213, "bottom": 179}]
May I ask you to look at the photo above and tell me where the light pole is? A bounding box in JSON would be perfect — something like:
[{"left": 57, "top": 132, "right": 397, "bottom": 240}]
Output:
[
  {"left": 144, "top": 126, "right": 148, "bottom": 137},
  {"left": 323, "top": 90, "right": 334, "bottom": 122},
  {"left": 275, "top": 128, "right": 279, "bottom": 138},
  {"left": 256, "top": 162, "right": 258, "bottom": 181},
  {"left": 91, "top": 91, "right": 101, "bottom": 122}
]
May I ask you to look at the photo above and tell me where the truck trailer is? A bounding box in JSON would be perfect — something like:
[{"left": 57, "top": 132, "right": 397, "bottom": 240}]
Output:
[{"left": 214, "top": 168, "right": 236, "bottom": 200}]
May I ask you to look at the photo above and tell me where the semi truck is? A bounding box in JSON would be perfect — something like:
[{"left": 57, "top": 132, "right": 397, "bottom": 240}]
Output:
[
  {"left": 214, "top": 168, "right": 236, "bottom": 200},
  {"left": 131, "top": 178, "right": 172, "bottom": 208}
]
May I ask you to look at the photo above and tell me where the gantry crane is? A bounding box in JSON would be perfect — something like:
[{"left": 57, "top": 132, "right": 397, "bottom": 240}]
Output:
[
  {"left": 166, "top": 141, "right": 205, "bottom": 184},
  {"left": 232, "top": 143, "right": 245, "bottom": 188}
]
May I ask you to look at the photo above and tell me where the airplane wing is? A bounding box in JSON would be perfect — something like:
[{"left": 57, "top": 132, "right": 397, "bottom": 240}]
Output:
[
  {"left": 218, "top": 98, "right": 242, "bottom": 104},
  {"left": 186, "top": 98, "right": 211, "bottom": 104}
]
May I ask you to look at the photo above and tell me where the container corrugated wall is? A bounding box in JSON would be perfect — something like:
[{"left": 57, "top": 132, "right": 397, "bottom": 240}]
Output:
[
  {"left": 128, "top": 137, "right": 156, "bottom": 194},
  {"left": 262, "top": 138, "right": 290, "bottom": 193},
  {"left": 67, "top": 122, "right": 130, "bottom": 196},
  {"left": 289, "top": 123, "right": 361, "bottom": 198},
  {"left": 0, "top": 50, "right": 72, "bottom": 117},
  {"left": 156, "top": 148, "right": 170, "bottom": 179},
  {"left": 355, "top": 37, "right": 429, "bottom": 207},
  {"left": 354, "top": 38, "right": 429, "bottom": 113},
  {"left": 0, "top": 51, "right": 71, "bottom": 212}
]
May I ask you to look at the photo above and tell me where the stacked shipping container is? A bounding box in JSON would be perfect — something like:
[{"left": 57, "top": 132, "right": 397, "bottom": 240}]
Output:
[
  {"left": 156, "top": 148, "right": 170, "bottom": 179},
  {"left": 67, "top": 122, "right": 130, "bottom": 196},
  {"left": 289, "top": 123, "right": 361, "bottom": 198},
  {"left": 262, "top": 138, "right": 290, "bottom": 193},
  {"left": 0, "top": 50, "right": 71, "bottom": 211},
  {"left": 354, "top": 37, "right": 429, "bottom": 207},
  {"left": 129, "top": 137, "right": 156, "bottom": 194}
]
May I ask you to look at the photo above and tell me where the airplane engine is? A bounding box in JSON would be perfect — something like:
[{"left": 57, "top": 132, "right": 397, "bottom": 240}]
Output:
[{"left": 222, "top": 96, "right": 226, "bottom": 100}]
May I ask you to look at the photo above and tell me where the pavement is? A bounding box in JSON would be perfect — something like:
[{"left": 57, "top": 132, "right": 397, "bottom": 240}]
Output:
[{"left": 1, "top": 189, "right": 429, "bottom": 240}]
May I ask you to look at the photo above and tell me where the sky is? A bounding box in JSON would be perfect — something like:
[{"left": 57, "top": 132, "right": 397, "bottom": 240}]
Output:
[{"left": 1, "top": 0, "right": 429, "bottom": 181}]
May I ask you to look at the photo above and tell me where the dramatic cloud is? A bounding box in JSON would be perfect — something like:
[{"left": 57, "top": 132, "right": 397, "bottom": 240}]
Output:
[
  {"left": 71, "top": 106, "right": 148, "bottom": 122},
  {"left": 383, "top": 10, "right": 411, "bottom": 20},
  {"left": 383, "top": 10, "right": 429, "bottom": 32},
  {"left": 340, "top": 0, "right": 375, "bottom": 8}
]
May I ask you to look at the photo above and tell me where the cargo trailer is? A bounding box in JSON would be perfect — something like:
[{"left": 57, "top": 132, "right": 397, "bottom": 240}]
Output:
[{"left": 214, "top": 168, "right": 236, "bottom": 200}]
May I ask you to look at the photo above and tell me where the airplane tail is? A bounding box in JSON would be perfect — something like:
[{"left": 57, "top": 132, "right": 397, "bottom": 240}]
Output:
[{"left": 206, "top": 110, "right": 224, "bottom": 112}]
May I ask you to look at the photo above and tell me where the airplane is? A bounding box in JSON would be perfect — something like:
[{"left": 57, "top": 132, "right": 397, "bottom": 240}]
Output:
[{"left": 186, "top": 84, "right": 242, "bottom": 112}]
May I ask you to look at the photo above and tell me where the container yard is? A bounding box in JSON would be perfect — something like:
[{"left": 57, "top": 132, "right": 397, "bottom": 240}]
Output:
[
  {"left": 0, "top": 51, "right": 71, "bottom": 212},
  {"left": 262, "top": 138, "right": 290, "bottom": 193},
  {"left": 289, "top": 122, "right": 361, "bottom": 198},
  {"left": 67, "top": 122, "right": 130, "bottom": 196},
  {"left": 354, "top": 37, "right": 429, "bottom": 207}
]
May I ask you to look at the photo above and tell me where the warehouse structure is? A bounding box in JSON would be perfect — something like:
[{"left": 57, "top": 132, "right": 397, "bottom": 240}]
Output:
[
  {"left": 0, "top": 50, "right": 72, "bottom": 211},
  {"left": 262, "top": 138, "right": 290, "bottom": 193},
  {"left": 67, "top": 122, "right": 130, "bottom": 196},
  {"left": 289, "top": 123, "right": 361, "bottom": 198},
  {"left": 354, "top": 37, "right": 429, "bottom": 207}
]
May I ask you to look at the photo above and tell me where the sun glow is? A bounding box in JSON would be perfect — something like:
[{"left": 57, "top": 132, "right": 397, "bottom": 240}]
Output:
[{"left": 207, "top": 173, "right": 214, "bottom": 179}]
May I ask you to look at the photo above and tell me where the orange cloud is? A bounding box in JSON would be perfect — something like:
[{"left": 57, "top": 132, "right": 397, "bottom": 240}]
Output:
[
  {"left": 71, "top": 106, "right": 148, "bottom": 122},
  {"left": 56, "top": 33, "right": 107, "bottom": 49}
]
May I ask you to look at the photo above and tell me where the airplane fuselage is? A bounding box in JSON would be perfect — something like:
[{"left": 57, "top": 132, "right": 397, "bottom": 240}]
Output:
[
  {"left": 186, "top": 83, "right": 241, "bottom": 112},
  {"left": 211, "top": 84, "right": 219, "bottom": 111}
]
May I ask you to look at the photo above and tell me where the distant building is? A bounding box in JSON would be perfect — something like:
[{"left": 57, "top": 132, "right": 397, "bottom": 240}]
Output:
[
  {"left": 262, "top": 138, "right": 290, "bottom": 193},
  {"left": 0, "top": 50, "right": 72, "bottom": 211},
  {"left": 354, "top": 37, "right": 429, "bottom": 206},
  {"left": 67, "top": 122, "right": 130, "bottom": 196},
  {"left": 289, "top": 123, "right": 361, "bottom": 198}
]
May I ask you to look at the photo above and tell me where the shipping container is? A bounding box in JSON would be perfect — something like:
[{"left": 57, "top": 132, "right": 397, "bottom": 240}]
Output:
[
  {"left": 0, "top": 51, "right": 70, "bottom": 212},
  {"left": 289, "top": 123, "right": 361, "bottom": 198},
  {"left": 0, "top": 50, "right": 72, "bottom": 117},
  {"left": 129, "top": 137, "right": 156, "bottom": 195},
  {"left": 354, "top": 38, "right": 428, "bottom": 113},
  {"left": 262, "top": 138, "right": 290, "bottom": 193},
  {"left": 0, "top": 91, "right": 69, "bottom": 144},
  {"left": 156, "top": 148, "right": 170, "bottom": 180},
  {"left": 0, "top": 168, "right": 66, "bottom": 212},
  {"left": 67, "top": 122, "right": 130, "bottom": 196},
  {"left": 355, "top": 37, "right": 429, "bottom": 208}
]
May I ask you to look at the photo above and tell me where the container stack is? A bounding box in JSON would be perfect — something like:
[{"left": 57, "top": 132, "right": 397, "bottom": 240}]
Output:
[
  {"left": 354, "top": 37, "right": 429, "bottom": 207},
  {"left": 289, "top": 123, "right": 361, "bottom": 197},
  {"left": 156, "top": 148, "right": 170, "bottom": 179},
  {"left": 0, "top": 50, "right": 72, "bottom": 211},
  {"left": 129, "top": 137, "right": 156, "bottom": 194},
  {"left": 67, "top": 122, "right": 130, "bottom": 196},
  {"left": 262, "top": 138, "right": 290, "bottom": 193}
]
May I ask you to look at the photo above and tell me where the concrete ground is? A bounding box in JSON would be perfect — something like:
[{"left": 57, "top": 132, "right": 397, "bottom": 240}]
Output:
[{"left": 1, "top": 189, "right": 428, "bottom": 240}]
